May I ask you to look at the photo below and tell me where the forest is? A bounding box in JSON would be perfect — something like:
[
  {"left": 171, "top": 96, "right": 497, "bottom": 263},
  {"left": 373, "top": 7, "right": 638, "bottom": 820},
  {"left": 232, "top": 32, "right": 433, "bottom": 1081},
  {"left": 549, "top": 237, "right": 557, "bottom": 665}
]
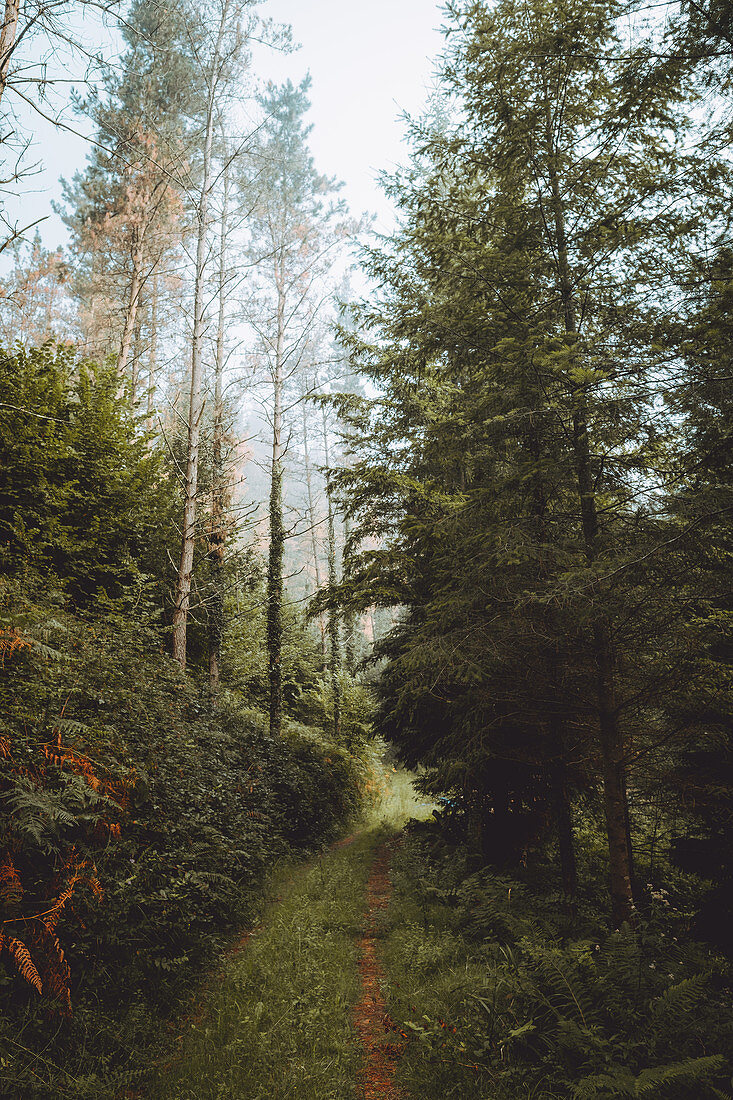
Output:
[{"left": 0, "top": 0, "right": 731, "bottom": 1097}]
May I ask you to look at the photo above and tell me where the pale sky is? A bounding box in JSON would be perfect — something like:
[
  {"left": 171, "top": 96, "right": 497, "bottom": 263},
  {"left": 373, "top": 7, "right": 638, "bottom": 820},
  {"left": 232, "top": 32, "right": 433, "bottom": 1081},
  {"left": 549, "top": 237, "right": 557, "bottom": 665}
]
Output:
[
  {"left": 259, "top": 0, "right": 445, "bottom": 230},
  {"left": 7, "top": 0, "right": 445, "bottom": 251}
]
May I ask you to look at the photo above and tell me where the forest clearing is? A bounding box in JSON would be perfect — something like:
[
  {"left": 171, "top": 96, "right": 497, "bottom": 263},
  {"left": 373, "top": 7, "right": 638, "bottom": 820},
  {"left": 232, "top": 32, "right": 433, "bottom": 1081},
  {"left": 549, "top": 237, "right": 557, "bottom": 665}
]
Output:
[{"left": 1, "top": 0, "right": 732, "bottom": 1096}]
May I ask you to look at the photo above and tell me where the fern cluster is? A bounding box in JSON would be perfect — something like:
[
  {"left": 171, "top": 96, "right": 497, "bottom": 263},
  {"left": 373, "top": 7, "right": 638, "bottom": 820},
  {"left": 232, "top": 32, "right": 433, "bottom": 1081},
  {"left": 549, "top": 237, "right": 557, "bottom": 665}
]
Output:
[{"left": 384, "top": 829, "right": 733, "bottom": 1100}]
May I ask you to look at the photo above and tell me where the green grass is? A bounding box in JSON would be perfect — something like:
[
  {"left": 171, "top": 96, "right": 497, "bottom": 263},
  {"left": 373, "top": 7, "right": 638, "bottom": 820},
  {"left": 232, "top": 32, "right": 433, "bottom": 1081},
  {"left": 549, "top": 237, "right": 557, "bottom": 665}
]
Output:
[{"left": 154, "top": 829, "right": 388, "bottom": 1100}]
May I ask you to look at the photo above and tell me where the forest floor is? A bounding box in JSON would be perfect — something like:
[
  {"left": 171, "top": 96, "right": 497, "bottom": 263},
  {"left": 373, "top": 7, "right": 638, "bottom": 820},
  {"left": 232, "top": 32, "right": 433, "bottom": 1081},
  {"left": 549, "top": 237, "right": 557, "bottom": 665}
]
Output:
[{"left": 153, "top": 772, "right": 428, "bottom": 1100}]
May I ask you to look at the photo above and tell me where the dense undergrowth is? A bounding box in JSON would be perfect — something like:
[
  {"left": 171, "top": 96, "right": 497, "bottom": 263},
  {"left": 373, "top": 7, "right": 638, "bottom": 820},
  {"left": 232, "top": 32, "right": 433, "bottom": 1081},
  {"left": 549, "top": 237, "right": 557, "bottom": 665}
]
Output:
[
  {"left": 385, "top": 822, "right": 733, "bottom": 1100},
  {"left": 0, "top": 584, "right": 367, "bottom": 1098},
  {"left": 0, "top": 345, "right": 372, "bottom": 1098}
]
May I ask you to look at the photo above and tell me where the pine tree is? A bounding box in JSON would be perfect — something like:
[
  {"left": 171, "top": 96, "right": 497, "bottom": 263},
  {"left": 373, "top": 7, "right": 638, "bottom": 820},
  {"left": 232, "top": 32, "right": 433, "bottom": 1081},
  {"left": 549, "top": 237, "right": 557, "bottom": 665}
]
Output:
[{"left": 333, "top": 0, "right": 725, "bottom": 923}]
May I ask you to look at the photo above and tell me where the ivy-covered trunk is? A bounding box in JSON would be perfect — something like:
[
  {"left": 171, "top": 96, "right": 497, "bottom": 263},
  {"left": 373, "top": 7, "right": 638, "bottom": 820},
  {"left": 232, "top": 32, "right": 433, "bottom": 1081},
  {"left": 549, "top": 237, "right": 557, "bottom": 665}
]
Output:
[
  {"left": 322, "top": 408, "right": 341, "bottom": 740},
  {"left": 267, "top": 280, "right": 286, "bottom": 736},
  {"left": 302, "top": 397, "right": 327, "bottom": 663}
]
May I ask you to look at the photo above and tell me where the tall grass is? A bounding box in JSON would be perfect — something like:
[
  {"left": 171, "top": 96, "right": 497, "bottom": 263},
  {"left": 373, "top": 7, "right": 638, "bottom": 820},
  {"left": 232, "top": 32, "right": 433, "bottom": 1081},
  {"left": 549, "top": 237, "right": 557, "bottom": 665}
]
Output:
[{"left": 155, "top": 831, "right": 385, "bottom": 1100}]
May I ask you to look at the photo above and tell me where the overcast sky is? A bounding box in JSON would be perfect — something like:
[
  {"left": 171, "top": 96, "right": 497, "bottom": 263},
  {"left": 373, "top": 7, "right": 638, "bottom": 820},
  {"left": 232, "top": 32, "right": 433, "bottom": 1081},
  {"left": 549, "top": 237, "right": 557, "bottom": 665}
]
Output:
[
  {"left": 9, "top": 0, "right": 445, "bottom": 252},
  {"left": 260, "top": 0, "right": 444, "bottom": 229}
]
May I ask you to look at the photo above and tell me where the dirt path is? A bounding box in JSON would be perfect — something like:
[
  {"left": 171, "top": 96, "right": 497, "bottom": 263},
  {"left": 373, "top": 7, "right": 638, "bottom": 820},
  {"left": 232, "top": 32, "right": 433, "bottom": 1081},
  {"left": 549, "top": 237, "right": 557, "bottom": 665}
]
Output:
[
  {"left": 353, "top": 840, "right": 405, "bottom": 1100},
  {"left": 153, "top": 828, "right": 409, "bottom": 1100}
]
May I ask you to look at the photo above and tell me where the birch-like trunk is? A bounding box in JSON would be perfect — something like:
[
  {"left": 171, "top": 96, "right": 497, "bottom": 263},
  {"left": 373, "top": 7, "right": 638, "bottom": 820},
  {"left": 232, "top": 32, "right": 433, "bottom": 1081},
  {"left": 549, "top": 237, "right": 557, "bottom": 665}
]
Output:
[
  {"left": 208, "top": 161, "right": 230, "bottom": 699},
  {"left": 0, "top": 0, "right": 20, "bottom": 108},
  {"left": 147, "top": 271, "right": 158, "bottom": 428},
  {"left": 545, "top": 101, "right": 635, "bottom": 926},
  {"left": 117, "top": 230, "right": 145, "bottom": 382},
  {"left": 130, "top": 317, "right": 142, "bottom": 406},
  {"left": 172, "top": 3, "right": 230, "bottom": 667}
]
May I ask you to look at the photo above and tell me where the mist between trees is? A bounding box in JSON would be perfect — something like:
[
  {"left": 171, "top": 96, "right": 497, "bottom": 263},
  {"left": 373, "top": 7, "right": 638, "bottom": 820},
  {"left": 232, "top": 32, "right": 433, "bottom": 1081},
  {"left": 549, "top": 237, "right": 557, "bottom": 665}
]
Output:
[{"left": 0, "top": 0, "right": 732, "bottom": 1097}]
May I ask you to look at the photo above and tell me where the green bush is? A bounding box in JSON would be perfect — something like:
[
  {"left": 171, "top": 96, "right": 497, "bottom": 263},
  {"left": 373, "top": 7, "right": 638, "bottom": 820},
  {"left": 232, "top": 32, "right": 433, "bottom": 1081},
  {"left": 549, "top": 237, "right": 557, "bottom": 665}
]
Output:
[
  {"left": 0, "top": 578, "right": 365, "bottom": 1097},
  {"left": 385, "top": 827, "right": 733, "bottom": 1100}
]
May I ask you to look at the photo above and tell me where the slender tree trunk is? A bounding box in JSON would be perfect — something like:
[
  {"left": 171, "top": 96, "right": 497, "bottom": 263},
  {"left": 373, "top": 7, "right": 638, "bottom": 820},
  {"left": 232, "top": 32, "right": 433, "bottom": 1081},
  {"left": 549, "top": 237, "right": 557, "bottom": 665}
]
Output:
[
  {"left": 117, "top": 230, "right": 145, "bottom": 381},
  {"left": 130, "top": 317, "right": 143, "bottom": 406},
  {"left": 322, "top": 409, "right": 341, "bottom": 740},
  {"left": 172, "top": 3, "right": 229, "bottom": 668},
  {"left": 209, "top": 161, "right": 230, "bottom": 699},
  {"left": 147, "top": 270, "right": 158, "bottom": 428},
  {"left": 0, "top": 0, "right": 20, "bottom": 109},
  {"left": 342, "top": 513, "right": 356, "bottom": 675},
  {"left": 545, "top": 102, "right": 635, "bottom": 927},
  {"left": 301, "top": 397, "right": 327, "bottom": 663},
  {"left": 267, "top": 277, "right": 286, "bottom": 735}
]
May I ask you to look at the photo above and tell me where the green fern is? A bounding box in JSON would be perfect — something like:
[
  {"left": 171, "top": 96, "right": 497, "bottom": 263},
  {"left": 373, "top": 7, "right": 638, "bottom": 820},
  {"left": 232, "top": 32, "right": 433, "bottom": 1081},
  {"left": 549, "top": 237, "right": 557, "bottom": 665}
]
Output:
[
  {"left": 649, "top": 976, "right": 706, "bottom": 1027},
  {"left": 574, "top": 1056, "right": 725, "bottom": 1098}
]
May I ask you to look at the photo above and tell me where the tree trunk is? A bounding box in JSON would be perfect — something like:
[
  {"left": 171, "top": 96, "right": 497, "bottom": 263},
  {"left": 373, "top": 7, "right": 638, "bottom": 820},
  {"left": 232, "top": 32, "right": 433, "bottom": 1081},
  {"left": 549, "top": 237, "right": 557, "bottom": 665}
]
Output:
[
  {"left": 322, "top": 407, "right": 341, "bottom": 740},
  {"left": 147, "top": 270, "right": 158, "bottom": 428},
  {"left": 301, "top": 396, "right": 327, "bottom": 663},
  {"left": 208, "top": 160, "right": 230, "bottom": 700},
  {"left": 267, "top": 279, "right": 286, "bottom": 735},
  {"left": 172, "top": 2, "right": 229, "bottom": 668},
  {"left": 0, "top": 0, "right": 20, "bottom": 109},
  {"left": 117, "top": 230, "right": 145, "bottom": 381},
  {"left": 342, "top": 513, "right": 356, "bottom": 675},
  {"left": 130, "top": 317, "right": 142, "bottom": 406},
  {"left": 544, "top": 100, "right": 635, "bottom": 926}
]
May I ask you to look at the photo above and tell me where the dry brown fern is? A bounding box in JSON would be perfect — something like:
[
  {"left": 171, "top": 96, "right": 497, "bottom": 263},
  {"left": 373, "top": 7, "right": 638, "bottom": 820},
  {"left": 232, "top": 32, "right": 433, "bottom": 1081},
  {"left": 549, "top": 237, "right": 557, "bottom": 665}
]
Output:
[
  {"left": 0, "top": 628, "right": 31, "bottom": 666},
  {"left": 5, "top": 936, "right": 43, "bottom": 994},
  {"left": 0, "top": 855, "right": 23, "bottom": 902}
]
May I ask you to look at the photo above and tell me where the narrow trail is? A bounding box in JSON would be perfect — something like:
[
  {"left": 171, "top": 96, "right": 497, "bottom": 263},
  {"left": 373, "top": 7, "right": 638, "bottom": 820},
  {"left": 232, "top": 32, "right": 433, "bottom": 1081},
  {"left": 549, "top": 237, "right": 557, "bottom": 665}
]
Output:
[
  {"left": 353, "top": 840, "right": 405, "bottom": 1100},
  {"left": 153, "top": 825, "right": 413, "bottom": 1100}
]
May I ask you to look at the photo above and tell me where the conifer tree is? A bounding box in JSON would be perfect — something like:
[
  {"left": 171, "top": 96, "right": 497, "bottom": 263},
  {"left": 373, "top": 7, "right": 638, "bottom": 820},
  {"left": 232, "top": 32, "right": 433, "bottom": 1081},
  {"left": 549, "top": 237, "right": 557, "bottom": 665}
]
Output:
[{"left": 333, "top": 0, "right": 724, "bottom": 924}]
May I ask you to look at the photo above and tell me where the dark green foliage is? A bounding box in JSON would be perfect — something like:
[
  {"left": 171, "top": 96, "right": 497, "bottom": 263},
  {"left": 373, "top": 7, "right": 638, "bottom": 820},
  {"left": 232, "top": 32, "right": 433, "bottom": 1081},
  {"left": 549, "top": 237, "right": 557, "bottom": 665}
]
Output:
[
  {"left": 0, "top": 581, "right": 364, "bottom": 1096},
  {"left": 0, "top": 344, "right": 177, "bottom": 604},
  {"left": 330, "top": 0, "right": 732, "bottom": 925},
  {"left": 0, "top": 341, "right": 366, "bottom": 1095},
  {"left": 385, "top": 826, "right": 733, "bottom": 1100}
]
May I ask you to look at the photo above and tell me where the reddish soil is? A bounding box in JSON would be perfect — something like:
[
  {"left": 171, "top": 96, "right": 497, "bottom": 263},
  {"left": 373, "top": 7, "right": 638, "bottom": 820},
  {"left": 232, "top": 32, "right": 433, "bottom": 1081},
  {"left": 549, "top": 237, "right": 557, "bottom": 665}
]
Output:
[{"left": 353, "top": 840, "right": 406, "bottom": 1100}]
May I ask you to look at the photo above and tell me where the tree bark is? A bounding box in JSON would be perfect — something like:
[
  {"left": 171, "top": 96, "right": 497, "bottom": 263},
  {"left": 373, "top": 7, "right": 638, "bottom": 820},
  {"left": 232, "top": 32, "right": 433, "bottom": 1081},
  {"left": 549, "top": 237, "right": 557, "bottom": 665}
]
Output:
[
  {"left": 208, "top": 159, "right": 230, "bottom": 700},
  {"left": 301, "top": 396, "right": 327, "bottom": 663},
  {"left": 342, "top": 513, "right": 356, "bottom": 675},
  {"left": 172, "top": 1, "right": 230, "bottom": 668},
  {"left": 147, "top": 270, "right": 158, "bottom": 428},
  {"left": 322, "top": 407, "right": 341, "bottom": 739},
  {"left": 117, "top": 230, "right": 145, "bottom": 382},
  {"left": 267, "top": 277, "right": 286, "bottom": 735},
  {"left": 130, "top": 316, "right": 142, "bottom": 406},
  {"left": 0, "top": 0, "right": 20, "bottom": 109},
  {"left": 544, "top": 100, "right": 635, "bottom": 927}
]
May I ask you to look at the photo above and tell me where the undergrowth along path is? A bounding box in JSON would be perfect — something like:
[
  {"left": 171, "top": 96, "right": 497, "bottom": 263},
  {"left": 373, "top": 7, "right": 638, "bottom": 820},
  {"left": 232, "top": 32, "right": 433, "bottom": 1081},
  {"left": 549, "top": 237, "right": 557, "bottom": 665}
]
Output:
[{"left": 154, "top": 827, "right": 400, "bottom": 1100}]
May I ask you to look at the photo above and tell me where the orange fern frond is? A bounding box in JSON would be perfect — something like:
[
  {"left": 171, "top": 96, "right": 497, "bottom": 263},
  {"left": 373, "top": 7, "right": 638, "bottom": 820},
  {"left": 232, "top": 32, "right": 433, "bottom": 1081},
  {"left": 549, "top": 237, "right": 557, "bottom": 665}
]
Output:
[
  {"left": 0, "top": 855, "right": 23, "bottom": 901},
  {"left": 0, "top": 735, "right": 11, "bottom": 758},
  {"left": 32, "top": 927, "right": 72, "bottom": 1015},
  {"left": 6, "top": 937, "right": 43, "bottom": 994},
  {"left": 0, "top": 628, "right": 31, "bottom": 666}
]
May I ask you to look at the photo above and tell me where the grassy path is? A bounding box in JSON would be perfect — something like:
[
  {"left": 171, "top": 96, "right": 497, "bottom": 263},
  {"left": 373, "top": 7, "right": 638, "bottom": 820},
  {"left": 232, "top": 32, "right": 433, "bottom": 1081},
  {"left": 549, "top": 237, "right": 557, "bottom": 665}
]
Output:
[{"left": 155, "top": 828, "right": 399, "bottom": 1100}]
